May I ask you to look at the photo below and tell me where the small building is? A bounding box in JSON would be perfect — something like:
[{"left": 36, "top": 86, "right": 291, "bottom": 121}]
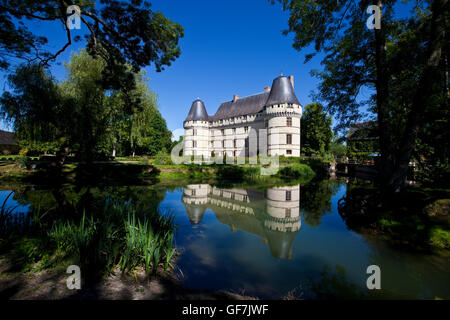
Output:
[
  {"left": 347, "top": 121, "right": 379, "bottom": 159},
  {"left": 183, "top": 75, "right": 303, "bottom": 158},
  {"left": 0, "top": 130, "right": 19, "bottom": 155}
]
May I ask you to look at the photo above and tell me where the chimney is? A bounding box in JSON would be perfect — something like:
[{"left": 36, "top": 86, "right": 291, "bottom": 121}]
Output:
[
  {"left": 264, "top": 86, "right": 271, "bottom": 92},
  {"left": 289, "top": 75, "right": 294, "bottom": 88},
  {"left": 233, "top": 94, "right": 239, "bottom": 102}
]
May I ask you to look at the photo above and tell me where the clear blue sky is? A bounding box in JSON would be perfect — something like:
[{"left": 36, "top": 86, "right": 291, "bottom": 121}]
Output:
[{"left": 0, "top": 0, "right": 415, "bottom": 138}]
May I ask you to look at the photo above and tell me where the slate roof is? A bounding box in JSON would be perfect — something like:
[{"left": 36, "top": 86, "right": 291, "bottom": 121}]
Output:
[
  {"left": 211, "top": 91, "right": 269, "bottom": 121},
  {"left": 185, "top": 99, "right": 209, "bottom": 121},
  {"left": 185, "top": 75, "right": 301, "bottom": 122},
  {"left": 0, "top": 130, "right": 17, "bottom": 145},
  {"left": 265, "top": 75, "right": 300, "bottom": 106},
  {"left": 347, "top": 121, "right": 378, "bottom": 140}
]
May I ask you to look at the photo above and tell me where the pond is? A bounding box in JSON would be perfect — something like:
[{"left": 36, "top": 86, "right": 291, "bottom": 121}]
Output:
[{"left": 1, "top": 180, "right": 449, "bottom": 299}]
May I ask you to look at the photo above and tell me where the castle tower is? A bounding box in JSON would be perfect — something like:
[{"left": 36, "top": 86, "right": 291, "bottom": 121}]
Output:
[
  {"left": 183, "top": 99, "right": 210, "bottom": 158},
  {"left": 264, "top": 75, "right": 302, "bottom": 157}
]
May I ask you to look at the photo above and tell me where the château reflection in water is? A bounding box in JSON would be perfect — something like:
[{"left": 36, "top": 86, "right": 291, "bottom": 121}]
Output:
[{"left": 182, "top": 184, "right": 301, "bottom": 260}]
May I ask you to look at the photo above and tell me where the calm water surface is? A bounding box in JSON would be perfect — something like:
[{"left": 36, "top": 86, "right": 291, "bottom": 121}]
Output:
[
  {"left": 158, "top": 182, "right": 450, "bottom": 299},
  {"left": 2, "top": 180, "right": 449, "bottom": 299}
]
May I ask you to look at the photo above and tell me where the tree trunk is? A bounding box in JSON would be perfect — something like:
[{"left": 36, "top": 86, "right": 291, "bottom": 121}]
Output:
[
  {"left": 374, "top": 0, "right": 446, "bottom": 193},
  {"left": 373, "top": 0, "right": 395, "bottom": 190},
  {"left": 389, "top": 0, "right": 446, "bottom": 192}
]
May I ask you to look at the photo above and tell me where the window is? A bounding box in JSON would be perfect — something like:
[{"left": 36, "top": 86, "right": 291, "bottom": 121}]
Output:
[
  {"left": 286, "top": 150, "right": 292, "bottom": 155},
  {"left": 287, "top": 117, "right": 292, "bottom": 127},
  {"left": 245, "top": 138, "right": 249, "bottom": 148},
  {"left": 243, "top": 195, "right": 248, "bottom": 202},
  {"left": 286, "top": 208, "right": 291, "bottom": 218},
  {"left": 221, "top": 129, "right": 225, "bottom": 136},
  {"left": 192, "top": 189, "right": 196, "bottom": 196},
  {"left": 222, "top": 140, "right": 225, "bottom": 148},
  {"left": 244, "top": 126, "right": 248, "bottom": 133},
  {"left": 193, "top": 129, "right": 197, "bottom": 136},
  {"left": 287, "top": 103, "right": 293, "bottom": 108},
  {"left": 233, "top": 128, "right": 236, "bottom": 134},
  {"left": 286, "top": 134, "right": 292, "bottom": 145},
  {"left": 286, "top": 191, "right": 291, "bottom": 201},
  {"left": 234, "top": 139, "right": 237, "bottom": 148},
  {"left": 264, "top": 119, "right": 268, "bottom": 128},
  {"left": 233, "top": 151, "right": 236, "bottom": 157},
  {"left": 193, "top": 141, "right": 197, "bottom": 148}
]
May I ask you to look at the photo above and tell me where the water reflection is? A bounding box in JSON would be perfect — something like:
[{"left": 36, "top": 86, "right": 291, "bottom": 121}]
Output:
[{"left": 182, "top": 184, "right": 301, "bottom": 259}]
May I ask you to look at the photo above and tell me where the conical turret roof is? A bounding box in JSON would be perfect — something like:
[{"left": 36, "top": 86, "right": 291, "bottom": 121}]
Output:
[
  {"left": 185, "top": 99, "right": 209, "bottom": 121},
  {"left": 265, "top": 75, "right": 300, "bottom": 106}
]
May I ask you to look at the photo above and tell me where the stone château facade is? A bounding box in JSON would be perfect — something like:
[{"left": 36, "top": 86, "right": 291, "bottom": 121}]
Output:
[{"left": 183, "top": 75, "right": 303, "bottom": 158}]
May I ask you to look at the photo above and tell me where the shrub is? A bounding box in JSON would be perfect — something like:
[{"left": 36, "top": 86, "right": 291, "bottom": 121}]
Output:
[
  {"left": 154, "top": 150, "right": 172, "bottom": 165},
  {"left": 279, "top": 163, "right": 316, "bottom": 180}
]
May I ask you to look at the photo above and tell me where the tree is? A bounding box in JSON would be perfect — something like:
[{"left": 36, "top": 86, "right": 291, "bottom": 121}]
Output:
[
  {"left": 1, "top": 50, "right": 173, "bottom": 161},
  {"left": 275, "top": 0, "right": 448, "bottom": 192},
  {"left": 0, "top": 0, "right": 184, "bottom": 73},
  {"left": 0, "top": 64, "right": 69, "bottom": 155},
  {"left": 108, "top": 71, "right": 172, "bottom": 157},
  {"left": 301, "top": 103, "right": 332, "bottom": 156}
]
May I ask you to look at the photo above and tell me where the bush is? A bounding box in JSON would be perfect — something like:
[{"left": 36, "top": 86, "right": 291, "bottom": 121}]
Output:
[
  {"left": 429, "top": 227, "right": 450, "bottom": 249},
  {"left": 154, "top": 150, "right": 172, "bottom": 165},
  {"left": 16, "top": 156, "right": 33, "bottom": 169},
  {"left": 279, "top": 163, "right": 316, "bottom": 180}
]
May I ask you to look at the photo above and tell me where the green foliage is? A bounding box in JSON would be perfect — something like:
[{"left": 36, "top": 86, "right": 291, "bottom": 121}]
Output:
[
  {"left": 429, "top": 227, "right": 450, "bottom": 249},
  {"left": 278, "top": 163, "right": 316, "bottom": 180},
  {"left": 120, "top": 211, "right": 175, "bottom": 274},
  {"left": 1, "top": 50, "right": 174, "bottom": 161},
  {"left": 0, "top": 1, "right": 184, "bottom": 74},
  {"left": 301, "top": 103, "right": 332, "bottom": 156},
  {"left": 278, "top": 0, "right": 449, "bottom": 189},
  {"left": 154, "top": 149, "right": 172, "bottom": 165},
  {"left": 328, "top": 141, "right": 347, "bottom": 159}
]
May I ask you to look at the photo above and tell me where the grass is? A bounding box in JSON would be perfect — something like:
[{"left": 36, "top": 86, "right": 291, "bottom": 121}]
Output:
[{"left": 0, "top": 194, "right": 177, "bottom": 281}]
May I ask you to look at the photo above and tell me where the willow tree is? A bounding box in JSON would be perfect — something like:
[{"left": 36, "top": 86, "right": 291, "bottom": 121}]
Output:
[{"left": 275, "top": 0, "right": 448, "bottom": 192}]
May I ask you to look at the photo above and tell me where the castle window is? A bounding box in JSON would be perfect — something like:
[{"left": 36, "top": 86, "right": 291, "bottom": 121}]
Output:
[
  {"left": 221, "top": 129, "right": 225, "bottom": 136},
  {"left": 288, "top": 103, "right": 293, "bottom": 108},
  {"left": 287, "top": 149, "right": 292, "bottom": 155},
  {"left": 287, "top": 117, "right": 292, "bottom": 127},
  {"left": 193, "top": 129, "right": 197, "bottom": 136},
  {"left": 234, "top": 139, "right": 237, "bottom": 148},
  {"left": 245, "top": 138, "right": 249, "bottom": 148},
  {"left": 286, "top": 191, "right": 291, "bottom": 201},
  {"left": 264, "top": 119, "right": 268, "bottom": 128},
  {"left": 286, "top": 208, "right": 291, "bottom": 218},
  {"left": 244, "top": 126, "right": 248, "bottom": 133},
  {"left": 286, "top": 134, "right": 292, "bottom": 145},
  {"left": 222, "top": 140, "right": 225, "bottom": 148},
  {"left": 233, "top": 128, "right": 236, "bottom": 134},
  {"left": 233, "top": 151, "right": 236, "bottom": 157},
  {"left": 193, "top": 141, "right": 197, "bottom": 148}
]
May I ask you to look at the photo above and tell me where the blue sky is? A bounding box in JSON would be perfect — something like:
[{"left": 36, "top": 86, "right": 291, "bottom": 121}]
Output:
[{"left": 0, "top": 0, "right": 415, "bottom": 138}]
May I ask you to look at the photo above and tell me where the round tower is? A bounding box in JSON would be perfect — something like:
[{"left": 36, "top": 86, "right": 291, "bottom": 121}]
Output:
[
  {"left": 264, "top": 75, "right": 302, "bottom": 157},
  {"left": 183, "top": 99, "right": 210, "bottom": 158}
]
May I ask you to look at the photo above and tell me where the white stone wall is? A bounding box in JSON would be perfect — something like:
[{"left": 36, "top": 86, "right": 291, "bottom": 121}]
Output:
[{"left": 183, "top": 103, "right": 302, "bottom": 158}]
